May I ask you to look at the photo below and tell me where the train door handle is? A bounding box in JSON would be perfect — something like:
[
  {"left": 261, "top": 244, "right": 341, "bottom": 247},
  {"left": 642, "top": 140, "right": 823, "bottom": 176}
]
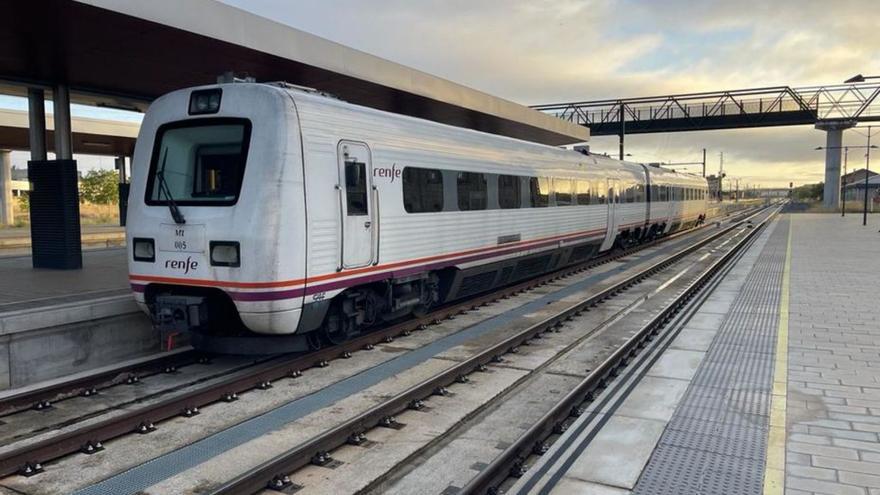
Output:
[{"left": 364, "top": 221, "right": 372, "bottom": 228}]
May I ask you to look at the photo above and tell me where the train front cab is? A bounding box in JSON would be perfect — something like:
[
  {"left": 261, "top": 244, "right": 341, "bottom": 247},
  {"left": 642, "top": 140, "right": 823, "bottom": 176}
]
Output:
[{"left": 127, "top": 84, "right": 308, "bottom": 341}]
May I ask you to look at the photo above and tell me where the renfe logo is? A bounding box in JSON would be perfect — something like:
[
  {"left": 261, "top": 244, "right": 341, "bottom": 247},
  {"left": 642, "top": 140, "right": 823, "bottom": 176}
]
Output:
[
  {"left": 165, "top": 256, "right": 199, "bottom": 274},
  {"left": 373, "top": 163, "right": 402, "bottom": 182}
]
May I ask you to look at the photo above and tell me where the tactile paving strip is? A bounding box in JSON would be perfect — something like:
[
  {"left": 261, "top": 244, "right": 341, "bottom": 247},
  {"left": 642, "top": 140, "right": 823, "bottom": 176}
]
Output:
[{"left": 633, "top": 217, "right": 790, "bottom": 495}]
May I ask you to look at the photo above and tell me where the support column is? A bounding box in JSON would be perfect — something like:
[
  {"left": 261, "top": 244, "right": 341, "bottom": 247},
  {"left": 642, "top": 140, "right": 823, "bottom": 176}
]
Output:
[
  {"left": 116, "top": 156, "right": 129, "bottom": 227},
  {"left": 28, "top": 83, "right": 81, "bottom": 269},
  {"left": 53, "top": 84, "right": 73, "bottom": 160},
  {"left": 0, "top": 151, "right": 13, "bottom": 226},
  {"left": 816, "top": 120, "right": 855, "bottom": 209},
  {"left": 28, "top": 88, "right": 47, "bottom": 161}
]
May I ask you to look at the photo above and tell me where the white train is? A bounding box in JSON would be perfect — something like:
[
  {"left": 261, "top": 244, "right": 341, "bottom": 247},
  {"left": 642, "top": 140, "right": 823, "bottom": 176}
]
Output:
[{"left": 126, "top": 83, "right": 708, "bottom": 350}]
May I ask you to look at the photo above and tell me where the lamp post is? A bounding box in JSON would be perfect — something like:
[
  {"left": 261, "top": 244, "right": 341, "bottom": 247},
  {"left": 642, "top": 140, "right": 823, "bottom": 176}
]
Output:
[
  {"left": 816, "top": 143, "right": 876, "bottom": 221},
  {"left": 866, "top": 127, "right": 873, "bottom": 226},
  {"left": 845, "top": 74, "right": 880, "bottom": 83}
]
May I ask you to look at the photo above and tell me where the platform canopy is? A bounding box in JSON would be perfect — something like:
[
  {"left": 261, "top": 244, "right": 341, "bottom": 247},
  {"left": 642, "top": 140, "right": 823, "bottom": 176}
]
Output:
[
  {"left": 0, "top": 0, "right": 589, "bottom": 146},
  {"left": 0, "top": 109, "right": 137, "bottom": 156}
]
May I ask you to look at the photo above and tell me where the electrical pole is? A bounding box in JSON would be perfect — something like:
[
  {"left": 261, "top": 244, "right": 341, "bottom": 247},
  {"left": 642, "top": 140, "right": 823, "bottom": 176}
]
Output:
[
  {"left": 702, "top": 148, "right": 706, "bottom": 177},
  {"left": 842, "top": 147, "right": 848, "bottom": 217},
  {"left": 719, "top": 152, "right": 724, "bottom": 201},
  {"left": 864, "top": 126, "right": 872, "bottom": 226},
  {"left": 618, "top": 103, "right": 625, "bottom": 160}
]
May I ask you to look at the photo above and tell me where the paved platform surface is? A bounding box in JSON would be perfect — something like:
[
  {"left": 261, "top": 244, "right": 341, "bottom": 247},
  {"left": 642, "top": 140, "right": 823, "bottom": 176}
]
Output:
[
  {"left": 784, "top": 214, "right": 880, "bottom": 495},
  {"left": 515, "top": 213, "right": 880, "bottom": 495},
  {"left": 0, "top": 248, "right": 129, "bottom": 314}
]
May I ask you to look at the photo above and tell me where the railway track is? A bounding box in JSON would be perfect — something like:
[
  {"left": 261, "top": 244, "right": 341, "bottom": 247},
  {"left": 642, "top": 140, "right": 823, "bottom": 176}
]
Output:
[
  {"left": 0, "top": 206, "right": 767, "bottom": 486},
  {"left": 205, "top": 206, "right": 778, "bottom": 494}
]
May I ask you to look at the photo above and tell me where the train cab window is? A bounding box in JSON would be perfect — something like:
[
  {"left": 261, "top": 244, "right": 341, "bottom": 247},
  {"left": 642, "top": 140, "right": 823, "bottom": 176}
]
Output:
[
  {"left": 457, "top": 172, "right": 488, "bottom": 211},
  {"left": 575, "top": 180, "right": 591, "bottom": 205},
  {"left": 529, "top": 177, "right": 550, "bottom": 207},
  {"left": 403, "top": 167, "right": 444, "bottom": 213},
  {"left": 146, "top": 118, "right": 251, "bottom": 206},
  {"left": 498, "top": 175, "right": 522, "bottom": 209},
  {"left": 554, "top": 178, "right": 573, "bottom": 206},
  {"left": 344, "top": 160, "right": 368, "bottom": 216}
]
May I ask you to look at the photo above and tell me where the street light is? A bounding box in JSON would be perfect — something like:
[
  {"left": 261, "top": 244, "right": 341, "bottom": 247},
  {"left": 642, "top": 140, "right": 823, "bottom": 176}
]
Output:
[
  {"left": 844, "top": 74, "right": 880, "bottom": 84},
  {"left": 816, "top": 143, "right": 878, "bottom": 222}
]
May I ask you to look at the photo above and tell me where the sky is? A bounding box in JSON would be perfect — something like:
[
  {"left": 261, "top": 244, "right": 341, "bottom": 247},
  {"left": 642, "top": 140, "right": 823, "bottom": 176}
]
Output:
[{"left": 7, "top": 0, "right": 879, "bottom": 187}]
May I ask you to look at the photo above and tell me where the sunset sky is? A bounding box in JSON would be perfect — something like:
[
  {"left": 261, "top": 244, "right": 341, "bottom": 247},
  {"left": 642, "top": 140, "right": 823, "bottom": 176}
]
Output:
[
  {"left": 220, "top": 0, "right": 880, "bottom": 188},
  {"left": 6, "top": 0, "right": 879, "bottom": 187}
]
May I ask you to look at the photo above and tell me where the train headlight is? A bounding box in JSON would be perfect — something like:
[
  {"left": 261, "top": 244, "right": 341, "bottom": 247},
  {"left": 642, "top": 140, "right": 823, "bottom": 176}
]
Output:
[
  {"left": 189, "top": 89, "right": 222, "bottom": 115},
  {"left": 210, "top": 241, "right": 240, "bottom": 267},
  {"left": 133, "top": 238, "right": 155, "bottom": 262}
]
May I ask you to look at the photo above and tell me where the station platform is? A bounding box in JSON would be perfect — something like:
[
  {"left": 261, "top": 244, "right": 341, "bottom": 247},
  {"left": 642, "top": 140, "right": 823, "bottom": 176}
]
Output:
[
  {"left": 513, "top": 213, "right": 880, "bottom": 495},
  {"left": 0, "top": 225, "right": 125, "bottom": 255},
  {"left": 0, "top": 248, "right": 155, "bottom": 390}
]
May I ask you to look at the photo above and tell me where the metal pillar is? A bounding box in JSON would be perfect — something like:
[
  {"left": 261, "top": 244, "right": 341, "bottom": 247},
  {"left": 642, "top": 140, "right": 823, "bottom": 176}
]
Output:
[
  {"left": 53, "top": 84, "right": 73, "bottom": 160},
  {"left": 0, "top": 151, "right": 13, "bottom": 226},
  {"left": 27, "top": 88, "right": 47, "bottom": 161}
]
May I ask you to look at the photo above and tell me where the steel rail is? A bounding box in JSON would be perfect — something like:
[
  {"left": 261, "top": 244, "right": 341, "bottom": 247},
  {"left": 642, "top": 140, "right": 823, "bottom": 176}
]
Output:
[
  {"left": 0, "top": 349, "right": 201, "bottom": 417},
  {"left": 462, "top": 206, "right": 780, "bottom": 494},
  {"left": 209, "top": 206, "right": 773, "bottom": 494},
  {"left": 0, "top": 214, "right": 734, "bottom": 479}
]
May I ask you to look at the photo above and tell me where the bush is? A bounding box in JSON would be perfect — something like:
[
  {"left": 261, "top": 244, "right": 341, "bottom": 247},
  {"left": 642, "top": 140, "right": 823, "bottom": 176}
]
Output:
[
  {"left": 17, "top": 193, "right": 28, "bottom": 212},
  {"left": 80, "top": 169, "right": 119, "bottom": 205}
]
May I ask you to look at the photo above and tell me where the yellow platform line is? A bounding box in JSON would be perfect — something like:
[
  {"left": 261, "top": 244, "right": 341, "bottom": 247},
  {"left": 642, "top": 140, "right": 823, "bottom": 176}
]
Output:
[{"left": 764, "top": 217, "right": 792, "bottom": 494}]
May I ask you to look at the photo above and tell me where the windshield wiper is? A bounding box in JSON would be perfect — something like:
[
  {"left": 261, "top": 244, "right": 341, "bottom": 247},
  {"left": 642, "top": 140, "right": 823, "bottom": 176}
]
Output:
[{"left": 157, "top": 149, "right": 186, "bottom": 225}]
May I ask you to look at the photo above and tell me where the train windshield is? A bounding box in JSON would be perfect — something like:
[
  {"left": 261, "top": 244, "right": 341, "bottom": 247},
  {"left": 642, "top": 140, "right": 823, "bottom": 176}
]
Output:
[{"left": 145, "top": 118, "right": 252, "bottom": 206}]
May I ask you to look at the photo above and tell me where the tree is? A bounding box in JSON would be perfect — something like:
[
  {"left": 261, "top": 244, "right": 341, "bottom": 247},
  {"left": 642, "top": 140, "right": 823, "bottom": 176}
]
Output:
[
  {"left": 791, "top": 182, "right": 823, "bottom": 201},
  {"left": 80, "top": 169, "right": 119, "bottom": 204}
]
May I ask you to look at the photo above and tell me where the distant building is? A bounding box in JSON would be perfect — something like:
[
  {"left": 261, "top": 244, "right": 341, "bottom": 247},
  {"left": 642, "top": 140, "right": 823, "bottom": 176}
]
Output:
[
  {"left": 842, "top": 168, "right": 877, "bottom": 185},
  {"left": 843, "top": 174, "right": 880, "bottom": 211},
  {"left": 706, "top": 174, "right": 722, "bottom": 200},
  {"left": 10, "top": 166, "right": 29, "bottom": 196}
]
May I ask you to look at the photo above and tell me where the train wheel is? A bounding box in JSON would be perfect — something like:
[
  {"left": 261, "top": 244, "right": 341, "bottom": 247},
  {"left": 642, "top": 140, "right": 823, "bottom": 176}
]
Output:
[
  {"left": 307, "top": 331, "right": 323, "bottom": 351},
  {"left": 323, "top": 306, "right": 356, "bottom": 346}
]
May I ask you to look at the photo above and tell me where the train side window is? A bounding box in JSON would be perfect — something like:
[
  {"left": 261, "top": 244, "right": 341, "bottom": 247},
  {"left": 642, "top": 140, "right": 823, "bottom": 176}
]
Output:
[
  {"left": 403, "top": 167, "right": 444, "bottom": 213},
  {"left": 637, "top": 184, "right": 646, "bottom": 202},
  {"left": 457, "top": 171, "right": 487, "bottom": 211},
  {"left": 593, "top": 181, "right": 605, "bottom": 204},
  {"left": 625, "top": 185, "right": 636, "bottom": 203},
  {"left": 555, "top": 178, "right": 573, "bottom": 206},
  {"left": 498, "top": 175, "right": 521, "bottom": 209},
  {"left": 344, "top": 160, "right": 368, "bottom": 216},
  {"left": 529, "top": 177, "right": 550, "bottom": 207},
  {"left": 575, "top": 180, "right": 591, "bottom": 205}
]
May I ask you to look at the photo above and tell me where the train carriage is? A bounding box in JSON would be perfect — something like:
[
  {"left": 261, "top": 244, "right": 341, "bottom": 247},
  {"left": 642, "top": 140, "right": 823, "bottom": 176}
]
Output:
[{"left": 126, "top": 82, "right": 708, "bottom": 351}]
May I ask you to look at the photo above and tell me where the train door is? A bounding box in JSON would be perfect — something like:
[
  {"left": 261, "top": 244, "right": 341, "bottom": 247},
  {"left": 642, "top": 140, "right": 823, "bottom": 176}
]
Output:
[
  {"left": 600, "top": 179, "right": 620, "bottom": 251},
  {"left": 337, "top": 141, "right": 376, "bottom": 269}
]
